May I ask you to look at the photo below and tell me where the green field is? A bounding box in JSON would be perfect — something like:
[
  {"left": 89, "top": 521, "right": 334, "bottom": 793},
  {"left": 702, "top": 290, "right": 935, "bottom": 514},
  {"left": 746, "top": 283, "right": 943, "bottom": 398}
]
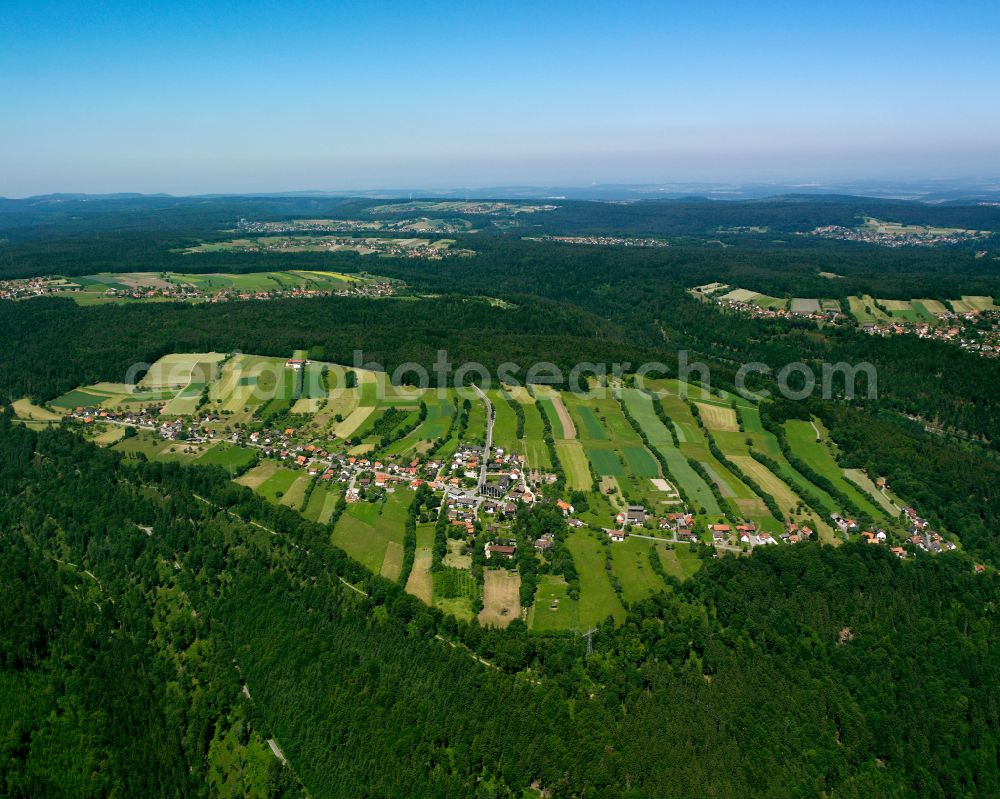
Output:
[
  {"left": 610, "top": 537, "right": 667, "bottom": 604},
  {"left": 622, "top": 446, "right": 659, "bottom": 478},
  {"left": 257, "top": 468, "right": 301, "bottom": 503},
  {"left": 300, "top": 483, "right": 341, "bottom": 523},
  {"left": 520, "top": 400, "right": 552, "bottom": 469},
  {"left": 585, "top": 446, "right": 625, "bottom": 476},
  {"left": 556, "top": 440, "right": 592, "bottom": 490},
  {"left": 528, "top": 575, "right": 580, "bottom": 632},
  {"left": 566, "top": 531, "right": 625, "bottom": 627},
  {"left": 657, "top": 544, "right": 703, "bottom": 582},
  {"left": 621, "top": 389, "right": 721, "bottom": 516},
  {"left": 331, "top": 491, "right": 410, "bottom": 577},
  {"left": 784, "top": 419, "right": 888, "bottom": 522},
  {"left": 572, "top": 405, "right": 606, "bottom": 440},
  {"left": 195, "top": 442, "right": 257, "bottom": 473},
  {"left": 488, "top": 390, "right": 520, "bottom": 455}
]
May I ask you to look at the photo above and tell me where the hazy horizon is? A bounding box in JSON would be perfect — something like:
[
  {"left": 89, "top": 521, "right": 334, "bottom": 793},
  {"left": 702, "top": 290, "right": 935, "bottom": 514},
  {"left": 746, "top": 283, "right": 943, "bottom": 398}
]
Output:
[{"left": 3, "top": 0, "right": 999, "bottom": 196}]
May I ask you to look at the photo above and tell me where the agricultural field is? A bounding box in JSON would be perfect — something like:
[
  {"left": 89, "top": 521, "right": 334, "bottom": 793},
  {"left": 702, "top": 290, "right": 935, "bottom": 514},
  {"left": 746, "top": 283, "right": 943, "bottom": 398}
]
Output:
[
  {"left": 142, "top": 352, "right": 226, "bottom": 390},
  {"left": 331, "top": 491, "right": 410, "bottom": 578},
  {"left": 694, "top": 401, "right": 739, "bottom": 431},
  {"left": 528, "top": 575, "right": 579, "bottom": 632},
  {"left": 718, "top": 288, "right": 788, "bottom": 309},
  {"left": 609, "top": 537, "right": 667, "bottom": 604},
  {"left": 951, "top": 295, "right": 998, "bottom": 313},
  {"left": 843, "top": 468, "right": 901, "bottom": 516},
  {"left": 566, "top": 531, "right": 626, "bottom": 627},
  {"left": 478, "top": 569, "right": 521, "bottom": 628},
  {"left": 11, "top": 398, "right": 62, "bottom": 422},
  {"left": 621, "top": 388, "right": 721, "bottom": 517},
  {"left": 790, "top": 298, "right": 820, "bottom": 314},
  {"left": 876, "top": 299, "right": 920, "bottom": 323},
  {"left": 556, "top": 440, "right": 592, "bottom": 490},
  {"left": 51, "top": 348, "right": 931, "bottom": 631},
  {"left": 404, "top": 523, "right": 436, "bottom": 603},
  {"left": 656, "top": 544, "right": 703, "bottom": 582},
  {"left": 301, "top": 483, "right": 341, "bottom": 524},
  {"left": 848, "top": 295, "right": 893, "bottom": 325},
  {"left": 195, "top": 442, "right": 257, "bottom": 473},
  {"left": 432, "top": 566, "right": 479, "bottom": 621},
  {"left": 519, "top": 400, "right": 552, "bottom": 470},
  {"left": 784, "top": 419, "right": 889, "bottom": 523},
  {"left": 535, "top": 394, "right": 573, "bottom": 439}
]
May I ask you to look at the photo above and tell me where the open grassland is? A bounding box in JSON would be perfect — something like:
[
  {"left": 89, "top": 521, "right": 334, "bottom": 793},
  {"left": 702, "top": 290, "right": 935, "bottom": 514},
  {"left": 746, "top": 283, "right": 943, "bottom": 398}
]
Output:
[
  {"left": 728, "top": 453, "right": 833, "bottom": 540},
  {"left": 556, "top": 440, "right": 592, "bottom": 490},
  {"left": 877, "top": 299, "right": 920, "bottom": 323},
  {"left": 843, "top": 469, "right": 901, "bottom": 516},
  {"left": 622, "top": 389, "right": 721, "bottom": 516},
  {"left": 334, "top": 405, "right": 376, "bottom": 439},
  {"left": 952, "top": 295, "right": 998, "bottom": 313},
  {"left": 487, "top": 390, "right": 520, "bottom": 455},
  {"left": 331, "top": 492, "right": 409, "bottom": 576},
  {"left": 721, "top": 288, "right": 759, "bottom": 302},
  {"left": 914, "top": 298, "right": 948, "bottom": 315},
  {"left": 585, "top": 446, "right": 625, "bottom": 476},
  {"left": 784, "top": 419, "right": 888, "bottom": 522},
  {"left": 571, "top": 404, "right": 605, "bottom": 440},
  {"left": 195, "top": 442, "right": 257, "bottom": 473},
  {"left": 848, "top": 295, "right": 893, "bottom": 325},
  {"left": 90, "top": 426, "right": 125, "bottom": 445},
  {"left": 611, "top": 538, "right": 667, "bottom": 604},
  {"left": 620, "top": 390, "right": 671, "bottom": 444},
  {"left": 478, "top": 569, "right": 522, "bottom": 628},
  {"left": 465, "top": 396, "right": 487, "bottom": 444},
  {"left": 300, "top": 483, "right": 339, "bottom": 523},
  {"left": 432, "top": 567, "right": 478, "bottom": 621},
  {"left": 622, "top": 446, "right": 659, "bottom": 478},
  {"left": 12, "top": 399, "right": 62, "bottom": 421},
  {"left": 520, "top": 401, "right": 551, "bottom": 469},
  {"left": 140, "top": 352, "right": 226, "bottom": 389},
  {"left": 535, "top": 396, "right": 570, "bottom": 439},
  {"left": 528, "top": 575, "right": 579, "bottom": 632},
  {"left": 567, "top": 531, "right": 625, "bottom": 627},
  {"left": 278, "top": 474, "right": 312, "bottom": 510},
  {"left": 404, "top": 524, "right": 435, "bottom": 603},
  {"left": 790, "top": 298, "right": 820, "bottom": 314},
  {"left": 380, "top": 541, "right": 404, "bottom": 581},
  {"left": 694, "top": 401, "right": 739, "bottom": 431},
  {"left": 256, "top": 468, "right": 300, "bottom": 503},
  {"left": 657, "top": 544, "right": 703, "bottom": 582}
]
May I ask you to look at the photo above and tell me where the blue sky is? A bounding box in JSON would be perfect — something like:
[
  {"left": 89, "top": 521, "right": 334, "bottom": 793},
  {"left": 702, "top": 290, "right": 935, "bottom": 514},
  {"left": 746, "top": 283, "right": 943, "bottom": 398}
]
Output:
[{"left": 2, "top": 0, "right": 999, "bottom": 195}]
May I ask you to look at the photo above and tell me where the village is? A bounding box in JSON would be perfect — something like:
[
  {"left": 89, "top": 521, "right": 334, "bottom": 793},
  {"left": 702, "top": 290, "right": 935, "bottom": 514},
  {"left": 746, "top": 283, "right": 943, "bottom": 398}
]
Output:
[
  {"left": 526, "top": 234, "right": 670, "bottom": 248},
  {"left": 806, "top": 222, "right": 991, "bottom": 247},
  {"left": 36, "top": 345, "right": 976, "bottom": 638},
  {"left": 698, "top": 283, "right": 1000, "bottom": 356},
  {"left": 65, "top": 392, "right": 955, "bottom": 567},
  {"left": 0, "top": 272, "right": 399, "bottom": 303}
]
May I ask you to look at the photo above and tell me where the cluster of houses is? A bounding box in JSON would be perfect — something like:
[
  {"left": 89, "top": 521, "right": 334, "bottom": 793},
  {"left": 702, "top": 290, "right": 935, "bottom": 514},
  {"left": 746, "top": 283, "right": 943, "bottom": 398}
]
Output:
[
  {"left": 902, "top": 507, "right": 958, "bottom": 555},
  {"left": 695, "top": 278, "right": 1000, "bottom": 356},
  {"left": 237, "top": 217, "right": 467, "bottom": 235},
  {"left": 0, "top": 276, "right": 80, "bottom": 300},
  {"left": 0, "top": 274, "right": 398, "bottom": 304},
  {"left": 862, "top": 313, "right": 1000, "bottom": 357},
  {"left": 528, "top": 235, "right": 670, "bottom": 248},
  {"left": 806, "top": 224, "right": 986, "bottom": 248}
]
